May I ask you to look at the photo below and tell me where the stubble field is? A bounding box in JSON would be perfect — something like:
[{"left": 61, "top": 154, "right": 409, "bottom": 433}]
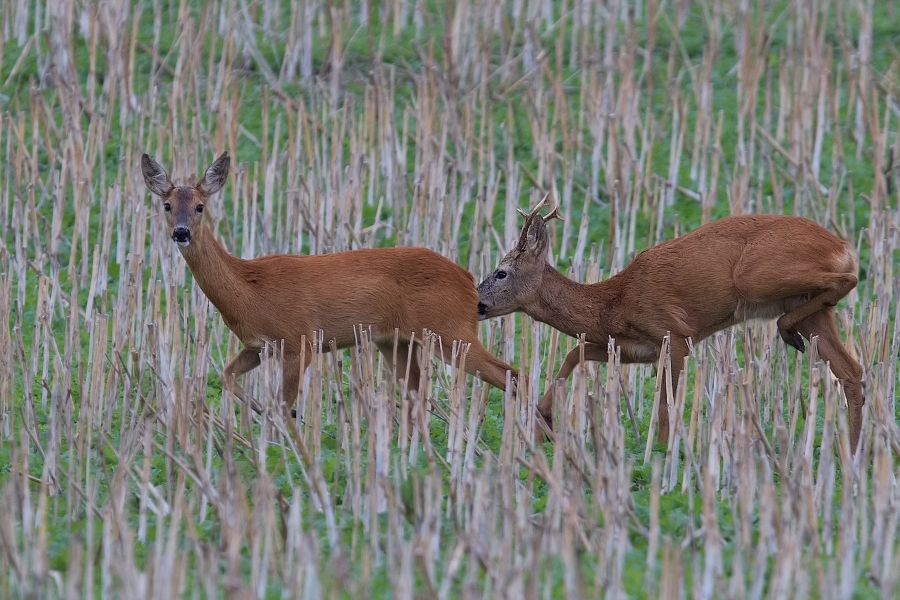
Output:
[{"left": 1, "top": 0, "right": 900, "bottom": 597}]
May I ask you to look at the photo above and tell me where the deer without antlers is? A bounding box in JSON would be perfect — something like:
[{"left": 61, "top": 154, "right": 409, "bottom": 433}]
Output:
[
  {"left": 477, "top": 197, "right": 865, "bottom": 453},
  {"left": 142, "top": 152, "right": 515, "bottom": 414}
]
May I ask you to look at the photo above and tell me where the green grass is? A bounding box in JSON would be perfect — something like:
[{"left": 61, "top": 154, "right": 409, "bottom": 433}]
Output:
[{"left": 1, "top": 0, "right": 899, "bottom": 597}]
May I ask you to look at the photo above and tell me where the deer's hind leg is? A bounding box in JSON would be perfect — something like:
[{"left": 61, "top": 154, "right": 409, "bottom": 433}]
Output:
[
  {"left": 455, "top": 340, "right": 516, "bottom": 393},
  {"left": 376, "top": 340, "right": 423, "bottom": 429},
  {"left": 377, "top": 340, "right": 422, "bottom": 395},
  {"left": 735, "top": 254, "right": 858, "bottom": 352},
  {"left": 775, "top": 272, "right": 858, "bottom": 352},
  {"left": 796, "top": 309, "right": 865, "bottom": 453},
  {"left": 425, "top": 323, "right": 515, "bottom": 393}
]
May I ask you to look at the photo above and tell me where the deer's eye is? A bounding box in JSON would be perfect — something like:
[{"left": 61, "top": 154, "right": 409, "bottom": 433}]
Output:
[
  {"left": 163, "top": 203, "right": 172, "bottom": 212},
  {"left": 196, "top": 204, "right": 204, "bottom": 213},
  {"left": 496, "top": 270, "right": 507, "bottom": 280}
]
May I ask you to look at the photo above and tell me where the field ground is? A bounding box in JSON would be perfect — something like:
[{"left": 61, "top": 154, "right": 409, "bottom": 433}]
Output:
[{"left": 1, "top": 0, "right": 900, "bottom": 597}]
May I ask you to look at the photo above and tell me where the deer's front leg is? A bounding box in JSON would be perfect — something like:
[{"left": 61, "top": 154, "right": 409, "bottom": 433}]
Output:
[
  {"left": 224, "top": 348, "right": 262, "bottom": 412},
  {"left": 281, "top": 352, "right": 311, "bottom": 415},
  {"left": 538, "top": 342, "right": 611, "bottom": 427},
  {"left": 656, "top": 337, "right": 690, "bottom": 445}
]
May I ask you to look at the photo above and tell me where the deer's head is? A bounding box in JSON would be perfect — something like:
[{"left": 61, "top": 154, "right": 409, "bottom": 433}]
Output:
[
  {"left": 141, "top": 152, "right": 230, "bottom": 247},
  {"left": 477, "top": 195, "right": 563, "bottom": 320}
]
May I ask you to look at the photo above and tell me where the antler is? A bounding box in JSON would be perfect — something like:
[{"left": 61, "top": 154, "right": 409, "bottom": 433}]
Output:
[
  {"left": 516, "top": 191, "right": 564, "bottom": 222},
  {"left": 543, "top": 205, "right": 564, "bottom": 222},
  {"left": 517, "top": 191, "right": 550, "bottom": 219},
  {"left": 515, "top": 192, "right": 555, "bottom": 251}
]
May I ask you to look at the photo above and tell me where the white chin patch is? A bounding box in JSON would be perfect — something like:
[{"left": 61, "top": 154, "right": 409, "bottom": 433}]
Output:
[{"left": 175, "top": 240, "right": 190, "bottom": 248}]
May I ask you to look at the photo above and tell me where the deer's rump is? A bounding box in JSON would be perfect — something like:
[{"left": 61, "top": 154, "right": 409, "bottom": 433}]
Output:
[{"left": 602, "top": 215, "right": 856, "bottom": 343}]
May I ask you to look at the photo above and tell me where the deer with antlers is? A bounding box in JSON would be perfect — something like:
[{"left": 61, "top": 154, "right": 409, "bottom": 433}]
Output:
[
  {"left": 477, "top": 196, "right": 865, "bottom": 452},
  {"left": 142, "top": 152, "right": 516, "bottom": 414}
]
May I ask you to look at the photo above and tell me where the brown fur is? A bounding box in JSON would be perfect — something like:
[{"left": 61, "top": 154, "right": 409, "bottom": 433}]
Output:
[
  {"left": 142, "top": 152, "right": 515, "bottom": 413},
  {"left": 478, "top": 200, "right": 865, "bottom": 453}
]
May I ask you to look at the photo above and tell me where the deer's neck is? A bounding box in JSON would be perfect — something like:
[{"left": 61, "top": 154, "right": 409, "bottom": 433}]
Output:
[
  {"left": 526, "top": 264, "right": 616, "bottom": 340},
  {"left": 178, "top": 228, "right": 249, "bottom": 319}
]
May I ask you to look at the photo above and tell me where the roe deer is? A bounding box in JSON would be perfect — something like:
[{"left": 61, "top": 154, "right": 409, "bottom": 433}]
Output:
[
  {"left": 477, "top": 197, "right": 865, "bottom": 452},
  {"left": 142, "top": 152, "right": 515, "bottom": 414}
]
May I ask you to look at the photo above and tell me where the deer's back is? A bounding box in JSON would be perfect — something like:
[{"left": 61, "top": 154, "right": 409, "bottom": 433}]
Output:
[
  {"left": 230, "top": 247, "right": 479, "bottom": 350},
  {"left": 601, "top": 215, "right": 854, "bottom": 342}
]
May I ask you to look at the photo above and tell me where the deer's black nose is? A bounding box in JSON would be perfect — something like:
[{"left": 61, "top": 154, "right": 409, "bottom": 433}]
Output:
[
  {"left": 172, "top": 226, "right": 191, "bottom": 244},
  {"left": 477, "top": 302, "right": 487, "bottom": 315}
]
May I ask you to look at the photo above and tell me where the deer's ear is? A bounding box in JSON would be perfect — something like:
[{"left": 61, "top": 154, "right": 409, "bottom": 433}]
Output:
[
  {"left": 198, "top": 152, "right": 230, "bottom": 195},
  {"left": 141, "top": 154, "right": 173, "bottom": 197},
  {"left": 525, "top": 217, "right": 550, "bottom": 259}
]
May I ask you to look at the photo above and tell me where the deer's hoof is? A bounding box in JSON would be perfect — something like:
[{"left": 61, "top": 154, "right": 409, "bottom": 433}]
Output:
[
  {"left": 539, "top": 412, "right": 553, "bottom": 431},
  {"left": 534, "top": 412, "right": 554, "bottom": 444},
  {"left": 780, "top": 328, "right": 805, "bottom": 352}
]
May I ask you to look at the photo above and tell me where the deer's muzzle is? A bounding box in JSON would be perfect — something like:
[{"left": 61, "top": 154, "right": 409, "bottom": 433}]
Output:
[
  {"left": 477, "top": 302, "right": 488, "bottom": 320},
  {"left": 172, "top": 226, "right": 191, "bottom": 246}
]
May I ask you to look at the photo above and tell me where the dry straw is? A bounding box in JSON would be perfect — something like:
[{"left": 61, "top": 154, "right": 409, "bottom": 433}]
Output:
[{"left": 1, "top": 0, "right": 899, "bottom": 597}]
